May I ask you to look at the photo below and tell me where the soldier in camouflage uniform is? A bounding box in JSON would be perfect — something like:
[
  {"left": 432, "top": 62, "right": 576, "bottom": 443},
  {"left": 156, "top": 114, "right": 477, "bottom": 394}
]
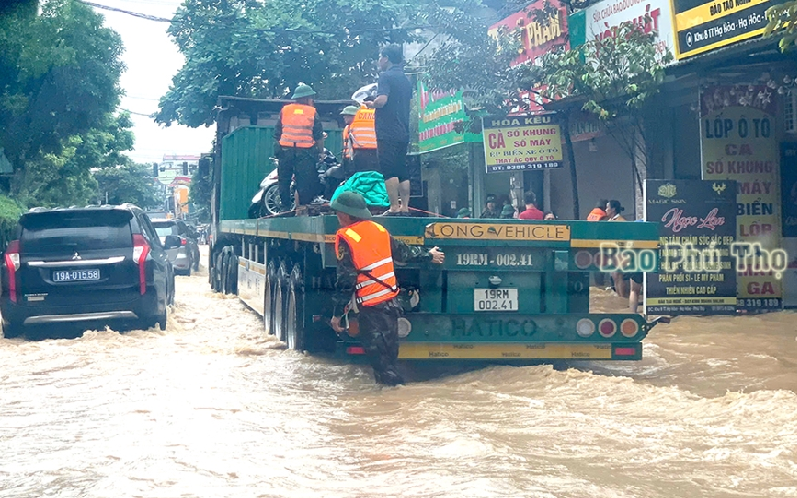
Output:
[{"left": 329, "top": 192, "right": 444, "bottom": 385}]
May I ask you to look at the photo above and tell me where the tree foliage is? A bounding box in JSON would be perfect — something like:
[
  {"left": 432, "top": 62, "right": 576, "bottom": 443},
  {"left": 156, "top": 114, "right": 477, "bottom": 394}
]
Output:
[
  {"left": 157, "top": 0, "right": 422, "bottom": 127},
  {"left": 94, "top": 163, "right": 161, "bottom": 209},
  {"left": 10, "top": 112, "right": 135, "bottom": 208},
  {"left": 765, "top": 1, "right": 797, "bottom": 52},
  {"left": 0, "top": 0, "right": 124, "bottom": 170}
]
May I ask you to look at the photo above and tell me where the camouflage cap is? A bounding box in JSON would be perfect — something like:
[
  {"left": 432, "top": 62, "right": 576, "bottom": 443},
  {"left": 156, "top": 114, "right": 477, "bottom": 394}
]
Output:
[
  {"left": 330, "top": 191, "right": 372, "bottom": 219},
  {"left": 340, "top": 105, "right": 360, "bottom": 116},
  {"left": 291, "top": 83, "right": 316, "bottom": 99}
]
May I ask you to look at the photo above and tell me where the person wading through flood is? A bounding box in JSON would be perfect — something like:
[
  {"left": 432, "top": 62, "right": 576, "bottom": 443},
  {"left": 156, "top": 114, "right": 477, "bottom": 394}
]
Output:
[{"left": 329, "top": 192, "right": 445, "bottom": 385}]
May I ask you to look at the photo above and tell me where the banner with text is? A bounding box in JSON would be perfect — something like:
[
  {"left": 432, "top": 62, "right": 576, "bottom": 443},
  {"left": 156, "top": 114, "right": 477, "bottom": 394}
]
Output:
[
  {"left": 672, "top": 0, "right": 785, "bottom": 60},
  {"left": 700, "top": 85, "right": 782, "bottom": 310},
  {"left": 645, "top": 179, "right": 737, "bottom": 314},
  {"left": 416, "top": 81, "right": 481, "bottom": 153},
  {"left": 482, "top": 114, "right": 563, "bottom": 173},
  {"left": 569, "top": 0, "right": 675, "bottom": 61}
]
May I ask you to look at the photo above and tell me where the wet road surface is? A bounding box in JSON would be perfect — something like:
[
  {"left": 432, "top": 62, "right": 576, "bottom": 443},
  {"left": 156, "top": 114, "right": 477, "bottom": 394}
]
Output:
[{"left": 2, "top": 264, "right": 796, "bottom": 497}]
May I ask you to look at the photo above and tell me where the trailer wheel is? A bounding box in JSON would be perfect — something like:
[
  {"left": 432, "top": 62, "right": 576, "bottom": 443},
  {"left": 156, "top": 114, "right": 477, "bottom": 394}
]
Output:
[
  {"left": 212, "top": 252, "right": 224, "bottom": 292},
  {"left": 286, "top": 264, "right": 304, "bottom": 351},
  {"left": 264, "top": 260, "right": 277, "bottom": 336},
  {"left": 221, "top": 248, "right": 233, "bottom": 294},
  {"left": 225, "top": 254, "right": 238, "bottom": 295},
  {"left": 274, "top": 261, "right": 290, "bottom": 342}
]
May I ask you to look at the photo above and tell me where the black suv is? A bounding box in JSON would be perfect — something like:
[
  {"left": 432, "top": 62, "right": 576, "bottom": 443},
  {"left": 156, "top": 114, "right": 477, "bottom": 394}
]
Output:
[{"left": 1, "top": 204, "right": 176, "bottom": 338}]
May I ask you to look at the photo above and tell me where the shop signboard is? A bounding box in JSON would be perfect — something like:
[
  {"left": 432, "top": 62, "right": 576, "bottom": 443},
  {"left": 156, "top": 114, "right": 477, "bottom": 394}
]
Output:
[
  {"left": 482, "top": 114, "right": 563, "bottom": 173},
  {"left": 488, "top": 0, "right": 570, "bottom": 67},
  {"left": 671, "top": 0, "right": 785, "bottom": 60},
  {"left": 779, "top": 143, "right": 797, "bottom": 307},
  {"left": 416, "top": 81, "right": 481, "bottom": 153},
  {"left": 700, "top": 85, "right": 782, "bottom": 311},
  {"left": 645, "top": 179, "right": 737, "bottom": 314},
  {"left": 568, "top": 0, "right": 675, "bottom": 61}
]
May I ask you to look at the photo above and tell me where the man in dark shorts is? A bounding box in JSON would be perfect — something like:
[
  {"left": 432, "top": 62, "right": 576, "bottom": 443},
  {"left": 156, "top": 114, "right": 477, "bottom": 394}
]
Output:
[{"left": 366, "top": 44, "right": 412, "bottom": 215}]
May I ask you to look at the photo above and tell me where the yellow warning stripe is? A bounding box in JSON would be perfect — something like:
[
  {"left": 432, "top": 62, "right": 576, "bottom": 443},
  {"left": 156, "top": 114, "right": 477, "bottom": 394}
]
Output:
[
  {"left": 398, "top": 342, "right": 613, "bottom": 360},
  {"left": 570, "top": 239, "right": 659, "bottom": 249}
]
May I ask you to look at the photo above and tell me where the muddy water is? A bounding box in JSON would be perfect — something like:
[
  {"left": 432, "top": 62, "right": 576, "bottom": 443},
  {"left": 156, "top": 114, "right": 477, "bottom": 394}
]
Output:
[{"left": 2, "top": 270, "right": 796, "bottom": 497}]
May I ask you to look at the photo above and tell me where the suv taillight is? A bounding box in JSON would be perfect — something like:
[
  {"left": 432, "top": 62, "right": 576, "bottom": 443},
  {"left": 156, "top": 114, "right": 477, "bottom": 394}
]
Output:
[
  {"left": 180, "top": 237, "right": 187, "bottom": 246},
  {"left": 132, "top": 234, "right": 150, "bottom": 295},
  {"left": 4, "top": 240, "right": 20, "bottom": 303}
]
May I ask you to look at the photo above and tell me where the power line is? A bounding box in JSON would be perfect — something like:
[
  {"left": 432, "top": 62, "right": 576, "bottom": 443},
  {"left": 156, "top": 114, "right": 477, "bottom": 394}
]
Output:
[
  {"left": 78, "top": 0, "right": 171, "bottom": 22},
  {"left": 121, "top": 108, "right": 155, "bottom": 117}
]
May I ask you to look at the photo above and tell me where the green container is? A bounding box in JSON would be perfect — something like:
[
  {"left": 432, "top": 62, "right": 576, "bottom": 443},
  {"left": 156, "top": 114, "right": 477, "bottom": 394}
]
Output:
[{"left": 220, "top": 125, "right": 343, "bottom": 221}]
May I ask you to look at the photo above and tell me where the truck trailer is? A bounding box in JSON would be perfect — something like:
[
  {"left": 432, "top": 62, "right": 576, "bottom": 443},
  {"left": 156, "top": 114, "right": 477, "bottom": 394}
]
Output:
[{"left": 207, "top": 97, "right": 663, "bottom": 363}]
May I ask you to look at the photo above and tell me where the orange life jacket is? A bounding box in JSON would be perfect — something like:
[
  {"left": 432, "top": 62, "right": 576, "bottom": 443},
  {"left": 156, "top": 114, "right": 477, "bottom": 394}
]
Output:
[
  {"left": 278, "top": 103, "right": 316, "bottom": 148},
  {"left": 349, "top": 107, "right": 377, "bottom": 150},
  {"left": 587, "top": 208, "right": 607, "bottom": 221},
  {"left": 342, "top": 125, "right": 353, "bottom": 160},
  {"left": 335, "top": 220, "right": 399, "bottom": 307}
]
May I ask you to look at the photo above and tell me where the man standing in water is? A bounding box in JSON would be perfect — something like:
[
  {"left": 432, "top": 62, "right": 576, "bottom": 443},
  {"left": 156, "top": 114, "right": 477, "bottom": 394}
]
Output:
[{"left": 329, "top": 192, "right": 444, "bottom": 385}]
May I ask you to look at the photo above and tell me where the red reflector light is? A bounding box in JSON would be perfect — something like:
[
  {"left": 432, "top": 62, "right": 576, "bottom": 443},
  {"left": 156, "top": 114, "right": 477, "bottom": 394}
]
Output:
[
  {"left": 5, "top": 240, "right": 20, "bottom": 303},
  {"left": 180, "top": 237, "right": 187, "bottom": 246},
  {"left": 346, "top": 346, "right": 366, "bottom": 355},
  {"left": 598, "top": 319, "right": 616, "bottom": 338},
  {"left": 132, "top": 234, "right": 150, "bottom": 295},
  {"left": 614, "top": 347, "right": 637, "bottom": 356}
]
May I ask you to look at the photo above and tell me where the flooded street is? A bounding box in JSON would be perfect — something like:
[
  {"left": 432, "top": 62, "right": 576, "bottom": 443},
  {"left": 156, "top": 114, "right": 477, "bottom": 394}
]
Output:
[{"left": 2, "top": 265, "right": 796, "bottom": 497}]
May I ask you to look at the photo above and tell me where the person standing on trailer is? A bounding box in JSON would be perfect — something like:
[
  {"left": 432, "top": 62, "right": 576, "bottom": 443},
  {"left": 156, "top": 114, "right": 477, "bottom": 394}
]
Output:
[
  {"left": 349, "top": 102, "right": 379, "bottom": 173},
  {"left": 329, "top": 192, "right": 445, "bottom": 385},
  {"left": 365, "top": 44, "right": 412, "bottom": 215},
  {"left": 340, "top": 105, "right": 360, "bottom": 176},
  {"left": 274, "top": 83, "right": 325, "bottom": 212}
]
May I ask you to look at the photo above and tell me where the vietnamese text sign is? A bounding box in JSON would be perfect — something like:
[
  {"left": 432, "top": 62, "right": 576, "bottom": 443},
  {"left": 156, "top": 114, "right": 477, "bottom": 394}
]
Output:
[
  {"left": 416, "top": 81, "right": 480, "bottom": 153},
  {"left": 569, "top": 0, "right": 675, "bottom": 61},
  {"left": 672, "top": 0, "right": 784, "bottom": 60},
  {"left": 645, "top": 179, "right": 737, "bottom": 314},
  {"left": 488, "top": 0, "right": 570, "bottom": 67},
  {"left": 701, "top": 85, "right": 782, "bottom": 310},
  {"left": 482, "top": 114, "right": 563, "bottom": 173}
]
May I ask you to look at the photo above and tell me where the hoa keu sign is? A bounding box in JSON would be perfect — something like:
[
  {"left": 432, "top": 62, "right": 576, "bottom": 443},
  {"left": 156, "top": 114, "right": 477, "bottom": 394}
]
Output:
[{"left": 482, "top": 115, "right": 563, "bottom": 173}]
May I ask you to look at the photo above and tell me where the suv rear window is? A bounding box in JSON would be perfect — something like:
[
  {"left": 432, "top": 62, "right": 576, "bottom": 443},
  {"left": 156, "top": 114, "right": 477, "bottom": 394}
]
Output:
[
  {"left": 20, "top": 211, "right": 134, "bottom": 255},
  {"left": 151, "top": 221, "right": 178, "bottom": 238}
]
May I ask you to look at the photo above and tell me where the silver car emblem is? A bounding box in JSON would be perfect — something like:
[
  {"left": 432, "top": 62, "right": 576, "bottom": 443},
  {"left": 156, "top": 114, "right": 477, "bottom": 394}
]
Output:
[{"left": 72, "top": 252, "right": 82, "bottom": 260}]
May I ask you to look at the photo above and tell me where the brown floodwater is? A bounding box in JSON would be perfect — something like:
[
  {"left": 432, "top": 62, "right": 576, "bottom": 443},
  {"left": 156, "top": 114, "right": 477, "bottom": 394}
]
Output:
[{"left": 1, "top": 265, "right": 796, "bottom": 497}]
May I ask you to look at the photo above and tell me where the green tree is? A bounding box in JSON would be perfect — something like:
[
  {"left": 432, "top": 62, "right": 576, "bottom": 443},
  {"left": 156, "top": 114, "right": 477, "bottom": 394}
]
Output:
[
  {"left": 94, "top": 163, "right": 161, "bottom": 209},
  {"left": 11, "top": 112, "right": 135, "bottom": 207},
  {"left": 0, "top": 0, "right": 124, "bottom": 172},
  {"left": 537, "top": 22, "right": 672, "bottom": 216},
  {"left": 765, "top": 1, "right": 797, "bottom": 51},
  {"left": 156, "top": 0, "right": 457, "bottom": 127}
]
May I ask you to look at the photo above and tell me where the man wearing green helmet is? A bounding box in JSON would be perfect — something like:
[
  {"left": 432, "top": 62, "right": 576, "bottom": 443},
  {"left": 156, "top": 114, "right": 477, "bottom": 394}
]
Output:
[
  {"left": 339, "top": 105, "right": 359, "bottom": 175},
  {"left": 329, "top": 191, "right": 445, "bottom": 385},
  {"left": 274, "top": 83, "right": 325, "bottom": 212}
]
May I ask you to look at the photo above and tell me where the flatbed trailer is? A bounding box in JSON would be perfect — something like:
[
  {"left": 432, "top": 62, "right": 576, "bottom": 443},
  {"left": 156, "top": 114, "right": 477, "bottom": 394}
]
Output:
[
  {"left": 207, "top": 97, "right": 663, "bottom": 363},
  {"left": 211, "top": 214, "right": 662, "bottom": 362}
]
